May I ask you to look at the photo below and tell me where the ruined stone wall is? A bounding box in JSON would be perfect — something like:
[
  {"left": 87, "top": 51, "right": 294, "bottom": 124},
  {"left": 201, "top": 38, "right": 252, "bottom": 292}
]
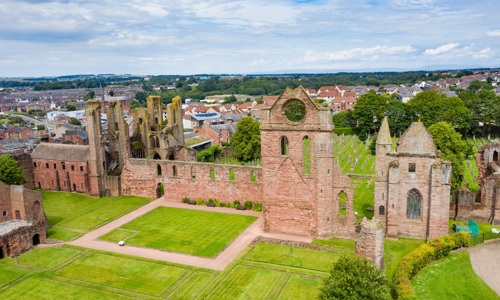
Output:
[
  {"left": 86, "top": 100, "right": 106, "bottom": 197},
  {"left": 32, "top": 159, "right": 89, "bottom": 193},
  {"left": 13, "top": 153, "right": 35, "bottom": 189},
  {"left": 121, "top": 159, "right": 263, "bottom": 203},
  {"left": 0, "top": 219, "right": 47, "bottom": 257},
  {"left": 102, "top": 175, "right": 121, "bottom": 197},
  {"left": 356, "top": 218, "right": 385, "bottom": 269},
  {"left": 0, "top": 182, "right": 12, "bottom": 223}
]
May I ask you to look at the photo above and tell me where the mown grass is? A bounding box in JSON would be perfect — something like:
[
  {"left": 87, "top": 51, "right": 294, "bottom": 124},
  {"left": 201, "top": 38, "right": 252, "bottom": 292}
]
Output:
[
  {"left": 244, "top": 242, "right": 339, "bottom": 272},
  {"left": 99, "top": 207, "right": 257, "bottom": 258},
  {"left": 449, "top": 219, "right": 500, "bottom": 235},
  {"left": 55, "top": 252, "right": 187, "bottom": 296},
  {"left": 42, "top": 190, "right": 151, "bottom": 241},
  {"left": 412, "top": 251, "right": 499, "bottom": 300},
  {"left": 204, "top": 265, "right": 284, "bottom": 300},
  {"left": 277, "top": 274, "right": 321, "bottom": 300},
  {"left": 384, "top": 238, "right": 424, "bottom": 280},
  {"left": 0, "top": 277, "right": 134, "bottom": 300},
  {"left": 352, "top": 177, "right": 375, "bottom": 220},
  {"left": 0, "top": 246, "right": 81, "bottom": 269}
]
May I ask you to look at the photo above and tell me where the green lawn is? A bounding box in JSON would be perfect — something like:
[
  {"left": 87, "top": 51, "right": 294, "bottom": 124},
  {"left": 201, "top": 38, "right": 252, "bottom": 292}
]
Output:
[
  {"left": 277, "top": 274, "right": 321, "bottom": 300},
  {"left": 353, "top": 177, "right": 375, "bottom": 220},
  {"left": 55, "top": 252, "right": 187, "bottom": 296},
  {"left": 204, "top": 265, "right": 284, "bottom": 300},
  {"left": 244, "top": 242, "right": 340, "bottom": 272},
  {"left": 99, "top": 207, "right": 257, "bottom": 257},
  {"left": 42, "top": 190, "right": 151, "bottom": 241},
  {"left": 412, "top": 251, "right": 499, "bottom": 300},
  {"left": 0, "top": 246, "right": 81, "bottom": 269},
  {"left": 0, "top": 277, "right": 135, "bottom": 300},
  {"left": 0, "top": 264, "right": 31, "bottom": 287},
  {"left": 384, "top": 238, "right": 424, "bottom": 280}
]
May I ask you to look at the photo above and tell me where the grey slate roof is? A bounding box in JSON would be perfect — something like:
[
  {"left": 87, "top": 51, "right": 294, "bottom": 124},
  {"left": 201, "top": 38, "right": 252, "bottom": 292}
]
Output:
[{"left": 31, "top": 143, "right": 90, "bottom": 162}]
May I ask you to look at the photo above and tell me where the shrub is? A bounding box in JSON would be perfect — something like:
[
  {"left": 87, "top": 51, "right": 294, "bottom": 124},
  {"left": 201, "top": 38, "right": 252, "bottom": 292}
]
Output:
[
  {"left": 181, "top": 197, "right": 190, "bottom": 204},
  {"left": 253, "top": 202, "right": 262, "bottom": 212},
  {"left": 233, "top": 200, "right": 240, "bottom": 206},
  {"left": 392, "top": 232, "right": 470, "bottom": 299},
  {"left": 318, "top": 255, "right": 391, "bottom": 300},
  {"left": 196, "top": 198, "right": 205, "bottom": 205},
  {"left": 208, "top": 198, "right": 214, "bottom": 203},
  {"left": 244, "top": 201, "right": 253, "bottom": 210}
]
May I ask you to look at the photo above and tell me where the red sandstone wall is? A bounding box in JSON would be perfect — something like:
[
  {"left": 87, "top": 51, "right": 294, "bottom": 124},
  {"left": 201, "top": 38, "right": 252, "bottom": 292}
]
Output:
[
  {"left": 0, "top": 182, "right": 12, "bottom": 223},
  {"left": 121, "top": 159, "right": 263, "bottom": 203},
  {"left": 33, "top": 159, "right": 89, "bottom": 193}
]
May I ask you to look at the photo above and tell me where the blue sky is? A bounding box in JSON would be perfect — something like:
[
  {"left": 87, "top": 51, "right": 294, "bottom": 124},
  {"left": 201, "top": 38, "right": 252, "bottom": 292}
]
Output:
[{"left": 1, "top": 0, "right": 499, "bottom": 76}]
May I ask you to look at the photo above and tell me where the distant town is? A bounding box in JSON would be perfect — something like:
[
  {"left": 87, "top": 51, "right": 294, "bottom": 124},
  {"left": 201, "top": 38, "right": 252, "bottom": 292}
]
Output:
[{"left": 1, "top": 69, "right": 499, "bottom": 155}]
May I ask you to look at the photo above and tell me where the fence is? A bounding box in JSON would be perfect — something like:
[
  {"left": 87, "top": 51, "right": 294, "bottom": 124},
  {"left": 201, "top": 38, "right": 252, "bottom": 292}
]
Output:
[{"left": 469, "top": 231, "right": 500, "bottom": 247}]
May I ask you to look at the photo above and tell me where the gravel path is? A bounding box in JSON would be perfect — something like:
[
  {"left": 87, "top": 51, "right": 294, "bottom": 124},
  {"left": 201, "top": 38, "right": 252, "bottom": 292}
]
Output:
[
  {"left": 468, "top": 239, "right": 500, "bottom": 295},
  {"left": 67, "top": 198, "right": 311, "bottom": 271}
]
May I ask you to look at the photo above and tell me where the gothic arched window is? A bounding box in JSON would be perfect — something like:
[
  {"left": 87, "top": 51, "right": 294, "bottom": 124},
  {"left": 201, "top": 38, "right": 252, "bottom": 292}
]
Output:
[
  {"left": 406, "top": 189, "right": 422, "bottom": 219},
  {"left": 280, "top": 136, "right": 289, "bottom": 156}
]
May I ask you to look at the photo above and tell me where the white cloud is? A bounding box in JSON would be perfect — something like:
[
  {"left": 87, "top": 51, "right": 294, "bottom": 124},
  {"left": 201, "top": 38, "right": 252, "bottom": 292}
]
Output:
[
  {"left": 423, "top": 43, "right": 460, "bottom": 55},
  {"left": 304, "top": 45, "right": 416, "bottom": 62},
  {"left": 487, "top": 30, "right": 500, "bottom": 37}
]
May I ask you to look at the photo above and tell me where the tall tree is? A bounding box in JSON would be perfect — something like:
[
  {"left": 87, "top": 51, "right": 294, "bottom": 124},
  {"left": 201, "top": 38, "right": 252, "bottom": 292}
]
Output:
[
  {"left": 459, "top": 89, "right": 500, "bottom": 134},
  {"left": 352, "top": 91, "right": 388, "bottom": 133},
  {"left": 407, "top": 90, "right": 471, "bottom": 132},
  {"left": 428, "top": 122, "right": 468, "bottom": 192},
  {"left": 318, "top": 255, "right": 391, "bottom": 300},
  {"left": 332, "top": 110, "right": 354, "bottom": 128},
  {"left": 0, "top": 154, "right": 26, "bottom": 185},
  {"left": 384, "top": 100, "right": 411, "bottom": 135},
  {"left": 230, "top": 116, "right": 261, "bottom": 162}
]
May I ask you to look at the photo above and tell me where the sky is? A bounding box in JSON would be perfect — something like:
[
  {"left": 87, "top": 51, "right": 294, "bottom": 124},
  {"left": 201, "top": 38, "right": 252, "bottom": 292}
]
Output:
[{"left": 1, "top": 0, "right": 499, "bottom": 77}]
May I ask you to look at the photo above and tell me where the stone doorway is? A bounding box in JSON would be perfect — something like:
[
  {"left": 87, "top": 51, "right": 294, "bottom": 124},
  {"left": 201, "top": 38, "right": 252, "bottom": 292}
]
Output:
[
  {"left": 33, "top": 234, "right": 40, "bottom": 246},
  {"left": 0, "top": 246, "right": 4, "bottom": 259},
  {"left": 156, "top": 183, "right": 164, "bottom": 198}
]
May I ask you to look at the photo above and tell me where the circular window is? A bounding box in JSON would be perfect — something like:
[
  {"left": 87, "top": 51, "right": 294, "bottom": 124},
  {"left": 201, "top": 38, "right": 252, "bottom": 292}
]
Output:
[{"left": 283, "top": 99, "right": 306, "bottom": 122}]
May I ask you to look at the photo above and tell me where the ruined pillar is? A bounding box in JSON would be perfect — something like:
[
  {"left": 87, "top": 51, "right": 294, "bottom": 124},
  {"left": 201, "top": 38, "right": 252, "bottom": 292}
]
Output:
[{"left": 356, "top": 217, "right": 385, "bottom": 269}]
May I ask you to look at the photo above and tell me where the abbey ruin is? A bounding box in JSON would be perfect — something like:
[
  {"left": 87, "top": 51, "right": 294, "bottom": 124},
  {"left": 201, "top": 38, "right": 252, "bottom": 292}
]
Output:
[{"left": 29, "top": 86, "right": 457, "bottom": 240}]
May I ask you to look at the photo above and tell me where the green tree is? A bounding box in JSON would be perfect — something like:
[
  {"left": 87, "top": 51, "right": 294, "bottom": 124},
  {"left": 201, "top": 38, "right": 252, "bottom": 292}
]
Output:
[
  {"left": 230, "top": 116, "right": 261, "bottom": 162},
  {"left": 353, "top": 91, "right": 388, "bottom": 133},
  {"left": 407, "top": 90, "right": 470, "bottom": 131},
  {"left": 135, "top": 91, "right": 148, "bottom": 104},
  {"left": 66, "top": 104, "right": 77, "bottom": 111},
  {"left": 36, "top": 124, "right": 46, "bottom": 131},
  {"left": 428, "top": 122, "right": 467, "bottom": 191},
  {"left": 332, "top": 110, "right": 354, "bottom": 128},
  {"left": 385, "top": 100, "right": 411, "bottom": 135},
  {"left": 109, "top": 90, "right": 114, "bottom": 96},
  {"left": 69, "top": 117, "right": 82, "bottom": 126},
  {"left": 197, "top": 145, "right": 222, "bottom": 162},
  {"left": 318, "top": 255, "right": 391, "bottom": 300},
  {"left": 0, "top": 154, "right": 26, "bottom": 185},
  {"left": 84, "top": 90, "right": 95, "bottom": 100},
  {"left": 459, "top": 89, "right": 500, "bottom": 134}
]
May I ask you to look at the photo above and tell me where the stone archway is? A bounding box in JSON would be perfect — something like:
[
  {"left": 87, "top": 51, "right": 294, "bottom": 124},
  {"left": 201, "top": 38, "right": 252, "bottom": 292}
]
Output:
[
  {"left": 156, "top": 183, "right": 164, "bottom": 198},
  {"left": 0, "top": 246, "right": 4, "bottom": 259},
  {"left": 33, "top": 234, "right": 40, "bottom": 246}
]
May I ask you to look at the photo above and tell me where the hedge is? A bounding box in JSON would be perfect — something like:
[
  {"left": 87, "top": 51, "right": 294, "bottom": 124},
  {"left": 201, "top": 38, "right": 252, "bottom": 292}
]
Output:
[
  {"left": 392, "top": 232, "right": 470, "bottom": 300},
  {"left": 334, "top": 127, "right": 360, "bottom": 135}
]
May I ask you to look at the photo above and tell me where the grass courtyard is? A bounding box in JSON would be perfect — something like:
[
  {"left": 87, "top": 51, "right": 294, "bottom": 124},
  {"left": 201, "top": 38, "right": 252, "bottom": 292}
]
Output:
[
  {"left": 0, "top": 243, "right": 333, "bottom": 300},
  {"left": 99, "top": 207, "right": 257, "bottom": 258},
  {"left": 43, "top": 190, "right": 151, "bottom": 241}
]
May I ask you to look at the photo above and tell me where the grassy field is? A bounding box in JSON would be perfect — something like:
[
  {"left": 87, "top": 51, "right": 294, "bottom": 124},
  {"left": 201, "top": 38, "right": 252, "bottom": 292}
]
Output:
[
  {"left": 384, "top": 238, "right": 424, "bottom": 280},
  {"left": 43, "top": 190, "right": 151, "bottom": 241},
  {"left": 0, "top": 243, "right": 329, "bottom": 300},
  {"left": 412, "top": 251, "right": 499, "bottom": 300},
  {"left": 99, "top": 207, "right": 257, "bottom": 258}
]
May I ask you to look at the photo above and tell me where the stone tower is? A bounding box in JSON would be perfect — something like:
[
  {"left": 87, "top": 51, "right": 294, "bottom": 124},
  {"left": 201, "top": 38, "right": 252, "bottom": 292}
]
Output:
[
  {"left": 165, "top": 96, "right": 184, "bottom": 147},
  {"left": 86, "top": 100, "right": 106, "bottom": 197},
  {"left": 374, "top": 120, "right": 451, "bottom": 240},
  {"left": 107, "top": 100, "right": 130, "bottom": 172},
  {"left": 260, "top": 86, "right": 355, "bottom": 238}
]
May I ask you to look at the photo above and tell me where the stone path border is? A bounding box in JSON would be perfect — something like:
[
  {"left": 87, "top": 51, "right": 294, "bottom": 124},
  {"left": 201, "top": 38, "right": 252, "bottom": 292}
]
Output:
[
  {"left": 67, "top": 198, "right": 311, "bottom": 271},
  {"left": 468, "top": 239, "right": 500, "bottom": 295}
]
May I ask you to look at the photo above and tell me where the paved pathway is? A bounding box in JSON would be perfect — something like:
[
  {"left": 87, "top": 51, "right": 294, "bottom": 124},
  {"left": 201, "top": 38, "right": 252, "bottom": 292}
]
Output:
[
  {"left": 68, "top": 199, "right": 311, "bottom": 271},
  {"left": 468, "top": 239, "right": 500, "bottom": 295}
]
